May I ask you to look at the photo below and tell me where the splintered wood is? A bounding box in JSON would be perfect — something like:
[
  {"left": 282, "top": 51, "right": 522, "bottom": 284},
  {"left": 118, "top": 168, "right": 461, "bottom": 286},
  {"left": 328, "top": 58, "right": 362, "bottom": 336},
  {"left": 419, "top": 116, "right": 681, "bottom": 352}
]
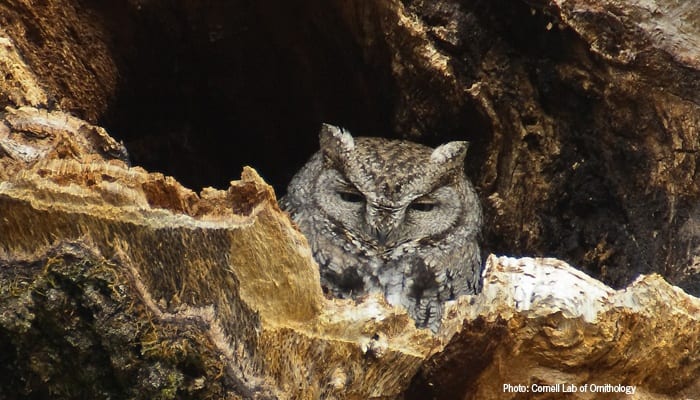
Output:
[
  {"left": 1, "top": 0, "right": 700, "bottom": 397},
  {"left": 1, "top": 106, "right": 698, "bottom": 398}
]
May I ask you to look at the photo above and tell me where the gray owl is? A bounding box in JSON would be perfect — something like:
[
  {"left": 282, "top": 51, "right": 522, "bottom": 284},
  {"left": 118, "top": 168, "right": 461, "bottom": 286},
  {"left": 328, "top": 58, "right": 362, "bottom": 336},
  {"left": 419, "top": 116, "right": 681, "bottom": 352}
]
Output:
[{"left": 281, "top": 124, "right": 482, "bottom": 331}]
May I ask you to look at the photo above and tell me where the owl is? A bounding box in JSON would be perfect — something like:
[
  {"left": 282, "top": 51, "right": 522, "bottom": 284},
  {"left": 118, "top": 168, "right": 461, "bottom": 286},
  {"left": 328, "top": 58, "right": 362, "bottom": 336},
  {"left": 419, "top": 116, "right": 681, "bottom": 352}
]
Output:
[{"left": 281, "top": 124, "right": 482, "bottom": 331}]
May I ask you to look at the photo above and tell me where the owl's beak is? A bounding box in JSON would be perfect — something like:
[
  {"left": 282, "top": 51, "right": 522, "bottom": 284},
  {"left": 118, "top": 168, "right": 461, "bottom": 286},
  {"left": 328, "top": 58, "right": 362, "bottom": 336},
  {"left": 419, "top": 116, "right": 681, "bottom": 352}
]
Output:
[
  {"left": 366, "top": 204, "right": 402, "bottom": 246},
  {"left": 376, "top": 230, "right": 390, "bottom": 245}
]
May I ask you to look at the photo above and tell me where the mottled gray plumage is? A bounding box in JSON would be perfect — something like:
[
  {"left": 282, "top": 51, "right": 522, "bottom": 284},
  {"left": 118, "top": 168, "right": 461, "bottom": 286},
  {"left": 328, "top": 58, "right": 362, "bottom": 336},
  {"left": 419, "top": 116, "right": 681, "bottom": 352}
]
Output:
[{"left": 281, "top": 124, "right": 482, "bottom": 331}]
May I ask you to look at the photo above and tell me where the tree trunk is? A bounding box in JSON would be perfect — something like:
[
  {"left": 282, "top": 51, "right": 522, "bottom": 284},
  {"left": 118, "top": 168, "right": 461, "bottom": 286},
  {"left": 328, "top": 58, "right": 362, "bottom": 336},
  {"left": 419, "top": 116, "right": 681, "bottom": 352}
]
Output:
[{"left": 1, "top": 0, "right": 699, "bottom": 399}]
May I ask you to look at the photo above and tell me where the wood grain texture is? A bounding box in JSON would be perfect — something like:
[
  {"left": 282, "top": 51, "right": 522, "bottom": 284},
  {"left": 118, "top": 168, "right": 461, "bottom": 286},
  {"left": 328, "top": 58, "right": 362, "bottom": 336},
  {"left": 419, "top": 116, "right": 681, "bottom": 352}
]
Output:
[{"left": 1, "top": 1, "right": 700, "bottom": 398}]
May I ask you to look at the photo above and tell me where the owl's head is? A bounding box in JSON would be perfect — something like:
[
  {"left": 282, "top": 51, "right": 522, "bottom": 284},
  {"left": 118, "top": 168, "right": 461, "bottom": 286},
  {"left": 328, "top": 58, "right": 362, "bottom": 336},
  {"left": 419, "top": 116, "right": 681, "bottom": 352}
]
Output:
[{"left": 313, "top": 124, "right": 478, "bottom": 248}]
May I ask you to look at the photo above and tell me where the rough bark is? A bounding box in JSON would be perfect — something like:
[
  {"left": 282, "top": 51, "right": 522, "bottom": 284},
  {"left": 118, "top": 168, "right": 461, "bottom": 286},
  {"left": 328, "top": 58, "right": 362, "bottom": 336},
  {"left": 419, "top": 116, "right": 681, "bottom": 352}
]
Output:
[{"left": 1, "top": 0, "right": 700, "bottom": 399}]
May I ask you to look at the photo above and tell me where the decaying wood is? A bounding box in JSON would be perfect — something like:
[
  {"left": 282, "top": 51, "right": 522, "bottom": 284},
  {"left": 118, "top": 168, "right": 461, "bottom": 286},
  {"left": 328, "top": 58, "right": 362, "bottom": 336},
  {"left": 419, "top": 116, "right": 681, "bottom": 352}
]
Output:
[
  {"left": 368, "top": 0, "right": 700, "bottom": 294},
  {"left": 0, "top": 27, "right": 48, "bottom": 108},
  {"left": 1, "top": 107, "right": 699, "bottom": 399},
  {"left": 417, "top": 256, "right": 700, "bottom": 399},
  {"left": 0, "top": 109, "right": 436, "bottom": 398},
  {"left": 1, "top": 0, "right": 700, "bottom": 399},
  {"left": 0, "top": 0, "right": 117, "bottom": 121}
]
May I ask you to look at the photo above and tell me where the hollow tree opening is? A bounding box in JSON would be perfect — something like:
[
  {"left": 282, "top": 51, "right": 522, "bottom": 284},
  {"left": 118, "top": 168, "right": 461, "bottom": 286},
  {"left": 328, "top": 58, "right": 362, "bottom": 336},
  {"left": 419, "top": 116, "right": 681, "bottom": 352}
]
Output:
[
  {"left": 1, "top": 0, "right": 700, "bottom": 398},
  {"left": 2, "top": 0, "right": 696, "bottom": 296},
  {"left": 91, "top": 0, "right": 399, "bottom": 194}
]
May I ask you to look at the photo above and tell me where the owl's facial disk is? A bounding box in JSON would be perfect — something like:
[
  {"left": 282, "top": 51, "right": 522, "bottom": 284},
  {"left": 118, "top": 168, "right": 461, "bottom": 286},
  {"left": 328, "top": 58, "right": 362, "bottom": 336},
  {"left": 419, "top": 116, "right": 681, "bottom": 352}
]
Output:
[
  {"left": 315, "top": 168, "right": 465, "bottom": 247},
  {"left": 314, "top": 125, "right": 470, "bottom": 247}
]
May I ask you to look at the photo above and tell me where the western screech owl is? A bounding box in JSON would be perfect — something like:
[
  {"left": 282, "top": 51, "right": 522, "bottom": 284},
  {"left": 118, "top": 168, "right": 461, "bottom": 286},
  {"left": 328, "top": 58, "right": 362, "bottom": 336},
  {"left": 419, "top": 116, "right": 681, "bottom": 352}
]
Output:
[{"left": 281, "top": 124, "right": 482, "bottom": 331}]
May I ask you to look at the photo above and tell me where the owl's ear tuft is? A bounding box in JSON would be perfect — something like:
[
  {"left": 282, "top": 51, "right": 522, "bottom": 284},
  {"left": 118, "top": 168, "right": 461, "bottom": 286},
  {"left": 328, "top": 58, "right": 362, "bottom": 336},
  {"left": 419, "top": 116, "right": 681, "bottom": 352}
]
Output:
[
  {"left": 319, "top": 123, "right": 355, "bottom": 154},
  {"left": 430, "top": 141, "right": 468, "bottom": 166}
]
